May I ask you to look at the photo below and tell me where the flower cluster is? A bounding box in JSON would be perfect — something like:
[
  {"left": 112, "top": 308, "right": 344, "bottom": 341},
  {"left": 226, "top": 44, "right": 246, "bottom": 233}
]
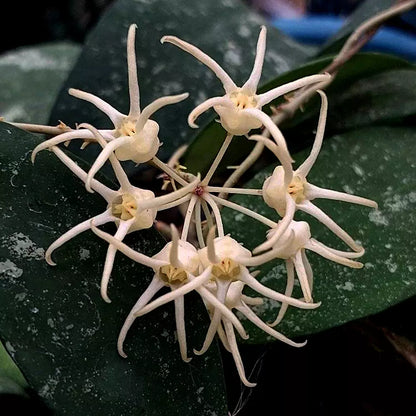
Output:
[{"left": 26, "top": 24, "right": 377, "bottom": 386}]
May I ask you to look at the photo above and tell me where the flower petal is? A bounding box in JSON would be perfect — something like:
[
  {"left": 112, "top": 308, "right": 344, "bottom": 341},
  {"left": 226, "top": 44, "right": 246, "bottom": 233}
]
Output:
[
  {"left": 241, "top": 25, "right": 267, "bottom": 94},
  {"left": 117, "top": 277, "right": 165, "bottom": 358},
  {"left": 135, "top": 267, "right": 213, "bottom": 317},
  {"left": 51, "top": 146, "right": 117, "bottom": 202},
  {"left": 188, "top": 96, "right": 232, "bottom": 128},
  {"left": 304, "top": 183, "right": 378, "bottom": 209},
  {"left": 161, "top": 35, "right": 237, "bottom": 93},
  {"left": 100, "top": 218, "right": 134, "bottom": 303},
  {"left": 69, "top": 88, "right": 125, "bottom": 128},
  {"left": 296, "top": 90, "right": 328, "bottom": 177},
  {"left": 126, "top": 24, "right": 141, "bottom": 118},
  {"left": 223, "top": 319, "right": 256, "bottom": 388},
  {"left": 239, "top": 269, "right": 320, "bottom": 309},
  {"left": 85, "top": 136, "right": 133, "bottom": 193},
  {"left": 236, "top": 303, "right": 306, "bottom": 347},
  {"left": 257, "top": 73, "right": 331, "bottom": 107},
  {"left": 135, "top": 93, "right": 189, "bottom": 132},
  {"left": 174, "top": 296, "right": 192, "bottom": 362},
  {"left": 45, "top": 209, "right": 113, "bottom": 266},
  {"left": 298, "top": 200, "right": 363, "bottom": 252}
]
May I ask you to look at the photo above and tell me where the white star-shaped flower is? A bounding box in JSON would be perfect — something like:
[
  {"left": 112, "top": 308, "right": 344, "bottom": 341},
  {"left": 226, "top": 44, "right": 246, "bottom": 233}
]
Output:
[
  {"left": 195, "top": 230, "right": 319, "bottom": 350},
  {"left": 42, "top": 124, "right": 198, "bottom": 303},
  {"left": 32, "top": 24, "right": 189, "bottom": 191},
  {"left": 206, "top": 278, "right": 307, "bottom": 387},
  {"left": 245, "top": 219, "right": 364, "bottom": 324},
  {"left": 92, "top": 224, "right": 247, "bottom": 362},
  {"left": 162, "top": 26, "right": 330, "bottom": 137},
  {"left": 256, "top": 90, "right": 377, "bottom": 254}
]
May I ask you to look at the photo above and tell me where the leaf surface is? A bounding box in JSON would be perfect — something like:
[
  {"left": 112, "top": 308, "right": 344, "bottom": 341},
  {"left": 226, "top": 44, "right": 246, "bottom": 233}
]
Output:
[
  {"left": 0, "top": 42, "right": 80, "bottom": 124},
  {"left": 0, "top": 122, "right": 228, "bottom": 415}
]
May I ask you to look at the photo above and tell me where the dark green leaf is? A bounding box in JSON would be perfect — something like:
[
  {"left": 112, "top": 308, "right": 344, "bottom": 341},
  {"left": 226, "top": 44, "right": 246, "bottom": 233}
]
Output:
[
  {"left": 221, "top": 126, "right": 416, "bottom": 343},
  {"left": 325, "top": 68, "right": 416, "bottom": 131},
  {"left": 49, "top": 0, "right": 311, "bottom": 178},
  {"left": 0, "top": 42, "right": 81, "bottom": 124},
  {"left": 0, "top": 122, "right": 227, "bottom": 415}
]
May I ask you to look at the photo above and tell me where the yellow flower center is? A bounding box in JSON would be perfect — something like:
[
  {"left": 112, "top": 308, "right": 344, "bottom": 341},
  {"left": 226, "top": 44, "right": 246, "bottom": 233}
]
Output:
[
  {"left": 112, "top": 194, "right": 138, "bottom": 220},
  {"left": 230, "top": 91, "right": 257, "bottom": 110},
  {"left": 211, "top": 257, "right": 241, "bottom": 281},
  {"left": 159, "top": 265, "right": 188, "bottom": 285},
  {"left": 287, "top": 176, "right": 306, "bottom": 204},
  {"left": 118, "top": 120, "right": 136, "bottom": 137}
]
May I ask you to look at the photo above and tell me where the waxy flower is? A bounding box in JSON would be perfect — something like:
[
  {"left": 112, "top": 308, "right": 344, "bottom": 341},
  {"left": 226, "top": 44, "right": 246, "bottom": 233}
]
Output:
[
  {"left": 193, "top": 230, "right": 315, "bottom": 386},
  {"left": 162, "top": 26, "right": 330, "bottom": 137},
  {"left": 245, "top": 220, "right": 364, "bottom": 324},
  {"left": 31, "top": 24, "right": 188, "bottom": 192},
  {"left": 257, "top": 90, "right": 377, "bottom": 254},
  {"left": 92, "top": 225, "right": 248, "bottom": 362},
  {"left": 203, "top": 280, "right": 307, "bottom": 387},
  {"left": 42, "top": 124, "right": 198, "bottom": 303},
  {"left": 196, "top": 231, "right": 319, "bottom": 344}
]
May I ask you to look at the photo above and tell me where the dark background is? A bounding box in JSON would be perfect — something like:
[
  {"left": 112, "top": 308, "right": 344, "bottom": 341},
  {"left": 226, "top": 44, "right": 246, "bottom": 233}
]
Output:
[{"left": 1, "top": 0, "right": 415, "bottom": 54}]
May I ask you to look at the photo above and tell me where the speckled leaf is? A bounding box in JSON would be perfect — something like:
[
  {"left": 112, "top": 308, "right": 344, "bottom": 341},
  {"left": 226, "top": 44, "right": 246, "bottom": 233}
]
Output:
[
  {"left": 0, "top": 42, "right": 80, "bottom": 124},
  {"left": 0, "top": 122, "right": 227, "bottom": 415},
  {"left": 221, "top": 126, "right": 416, "bottom": 344},
  {"left": 49, "top": 0, "right": 311, "bottom": 178},
  {"left": 318, "top": 0, "right": 394, "bottom": 56},
  {"left": 182, "top": 53, "right": 412, "bottom": 177},
  {"left": 0, "top": 341, "right": 27, "bottom": 390}
]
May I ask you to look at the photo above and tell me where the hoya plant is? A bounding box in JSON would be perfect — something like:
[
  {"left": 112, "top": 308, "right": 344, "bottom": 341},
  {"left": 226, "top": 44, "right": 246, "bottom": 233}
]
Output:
[{"left": 1, "top": 0, "right": 415, "bottom": 414}]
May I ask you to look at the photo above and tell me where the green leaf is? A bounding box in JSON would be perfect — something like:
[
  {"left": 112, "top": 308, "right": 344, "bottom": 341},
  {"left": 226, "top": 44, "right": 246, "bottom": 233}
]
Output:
[
  {"left": 0, "top": 340, "right": 27, "bottom": 389},
  {"left": 182, "top": 52, "right": 412, "bottom": 177},
  {"left": 0, "top": 42, "right": 80, "bottom": 124},
  {"left": 0, "top": 122, "right": 228, "bottom": 415},
  {"left": 48, "top": 0, "right": 311, "bottom": 176},
  {"left": 324, "top": 68, "right": 416, "bottom": 131},
  {"left": 221, "top": 126, "right": 416, "bottom": 343},
  {"left": 0, "top": 376, "right": 28, "bottom": 397},
  {"left": 317, "top": 0, "right": 394, "bottom": 56}
]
